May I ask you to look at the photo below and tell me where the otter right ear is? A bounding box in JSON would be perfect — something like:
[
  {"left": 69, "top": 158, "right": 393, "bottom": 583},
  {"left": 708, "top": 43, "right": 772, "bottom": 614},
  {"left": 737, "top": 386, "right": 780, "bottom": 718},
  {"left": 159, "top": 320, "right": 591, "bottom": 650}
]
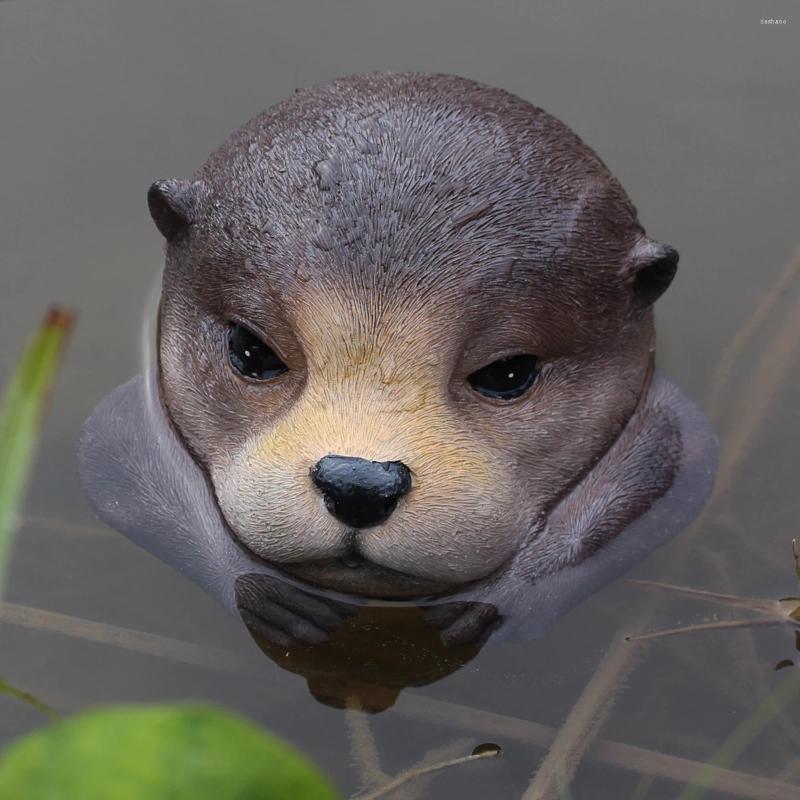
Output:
[
  {"left": 623, "top": 239, "right": 679, "bottom": 308},
  {"left": 147, "top": 179, "right": 203, "bottom": 242}
]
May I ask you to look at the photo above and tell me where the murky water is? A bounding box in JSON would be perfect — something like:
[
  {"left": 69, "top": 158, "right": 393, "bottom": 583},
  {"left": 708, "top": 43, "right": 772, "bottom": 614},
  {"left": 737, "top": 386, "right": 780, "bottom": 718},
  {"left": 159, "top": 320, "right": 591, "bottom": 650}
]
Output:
[{"left": 1, "top": 2, "right": 799, "bottom": 798}]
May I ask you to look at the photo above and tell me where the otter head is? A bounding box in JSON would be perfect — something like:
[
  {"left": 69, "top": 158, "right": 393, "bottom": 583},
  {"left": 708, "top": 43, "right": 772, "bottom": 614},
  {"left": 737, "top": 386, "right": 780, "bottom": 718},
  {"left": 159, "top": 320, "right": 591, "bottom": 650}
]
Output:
[{"left": 150, "top": 73, "right": 678, "bottom": 599}]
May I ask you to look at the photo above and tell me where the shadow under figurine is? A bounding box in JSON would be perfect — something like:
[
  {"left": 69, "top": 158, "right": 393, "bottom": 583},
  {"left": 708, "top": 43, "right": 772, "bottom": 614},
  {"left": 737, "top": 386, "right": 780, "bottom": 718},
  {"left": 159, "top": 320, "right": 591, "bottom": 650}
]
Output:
[{"left": 78, "top": 72, "right": 718, "bottom": 711}]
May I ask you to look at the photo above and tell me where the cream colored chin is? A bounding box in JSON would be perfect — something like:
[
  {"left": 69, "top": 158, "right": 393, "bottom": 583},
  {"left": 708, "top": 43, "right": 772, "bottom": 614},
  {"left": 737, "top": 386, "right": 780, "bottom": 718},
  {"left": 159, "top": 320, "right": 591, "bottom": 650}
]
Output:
[{"left": 278, "top": 560, "right": 458, "bottom": 599}]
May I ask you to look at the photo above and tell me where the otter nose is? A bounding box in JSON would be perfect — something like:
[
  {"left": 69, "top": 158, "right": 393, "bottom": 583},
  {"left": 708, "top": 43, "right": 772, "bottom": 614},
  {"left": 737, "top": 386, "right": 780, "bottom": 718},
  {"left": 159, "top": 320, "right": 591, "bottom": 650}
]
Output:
[{"left": 311, "top": 455, "right": 412, "bottom": 529}]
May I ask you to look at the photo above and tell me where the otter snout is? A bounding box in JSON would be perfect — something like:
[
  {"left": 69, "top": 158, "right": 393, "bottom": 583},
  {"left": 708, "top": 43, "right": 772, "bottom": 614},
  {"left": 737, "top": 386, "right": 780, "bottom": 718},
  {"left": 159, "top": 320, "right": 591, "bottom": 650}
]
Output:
[{"left": 311, "top": 455, "right": 412, "bottom": 529}]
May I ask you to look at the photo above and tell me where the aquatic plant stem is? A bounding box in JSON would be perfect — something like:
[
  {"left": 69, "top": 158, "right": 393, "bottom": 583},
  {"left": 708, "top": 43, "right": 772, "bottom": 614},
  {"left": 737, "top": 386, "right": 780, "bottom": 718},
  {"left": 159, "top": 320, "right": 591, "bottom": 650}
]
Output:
[
  {"left": 396, "top": 738, "right": 473, "bottom": 800},
  {"left": 709, "top": 243, "right": 800, "bottom": 422},
  {"left": 617, "top": 258, "right": 800, "bottom": 791},
  {"left": 0, "top": 601, "right": 253, "bottom": 674},
  {"left": 396, "top": 693, "right": 799, "bottom": 800},
  {"left": 627, "top": 618, "right": 786, "bottom": 642},
  {"left": 628, "top": 568, "right": 800, "bottom": 760},
  {"left": 351, "top": 746, "right": 500, "bottom": 800},
  {"left": 522, "top": 630, "right": 647, "bottom": 799},
  {"left": 344, "top": 697, "right": 472, "bottom": 800},
  {"left": 677, "top": 671, "right": 800, "bottom": 800},
  {"left": 344, "top": 698, "right": 388, "bottom": 790},
  {"left": 627, "top": 579, "right": 779, "bottom": 615},
  {"left": 1, "top": 603, "right": 796, "bottom": 800},
  {"left": 711, "top": 281, "right": 800, "bottom": 504},
  {"left": 0, "top": 675, "right": 59, "bottom": 719},
  {"left": 525, "top": 294, "right": 800, "bottom": 800}
]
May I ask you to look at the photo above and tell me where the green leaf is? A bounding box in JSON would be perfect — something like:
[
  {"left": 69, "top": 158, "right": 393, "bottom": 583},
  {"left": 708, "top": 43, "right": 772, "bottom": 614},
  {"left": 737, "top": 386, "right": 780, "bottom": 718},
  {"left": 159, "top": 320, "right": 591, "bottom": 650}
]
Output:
[
  {"left": 0, "top": 703, "right": 340, "bottom": 800},
  {"left": 0, "top": 307, "right": 74, "bottom": 596}
]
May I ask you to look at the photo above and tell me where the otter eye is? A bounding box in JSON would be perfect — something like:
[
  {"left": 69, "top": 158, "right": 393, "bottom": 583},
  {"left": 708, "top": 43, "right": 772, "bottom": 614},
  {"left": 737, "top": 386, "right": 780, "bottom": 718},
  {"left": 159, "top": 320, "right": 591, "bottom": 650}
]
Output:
[
  {"left": 468, "top": 354, "right": 538, "bottom": 400},
  {"left": 227, "top": 324, "right": 287, "bottom": 381}
]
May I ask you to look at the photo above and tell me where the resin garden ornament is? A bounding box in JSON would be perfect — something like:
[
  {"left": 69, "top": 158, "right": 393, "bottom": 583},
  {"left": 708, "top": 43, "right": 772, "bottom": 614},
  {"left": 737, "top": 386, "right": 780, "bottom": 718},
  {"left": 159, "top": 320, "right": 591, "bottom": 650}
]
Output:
[{"left": 79, "top": 74, "right": 717, "bottom": 697}]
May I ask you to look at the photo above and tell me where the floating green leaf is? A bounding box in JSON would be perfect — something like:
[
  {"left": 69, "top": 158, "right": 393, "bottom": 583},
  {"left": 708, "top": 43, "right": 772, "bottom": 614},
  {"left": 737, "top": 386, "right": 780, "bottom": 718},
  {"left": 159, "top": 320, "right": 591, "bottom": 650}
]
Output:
[
  {"left": 0, "top": 307, "right": 74, "bottom": 596},
  {"left": 0, "top": 703, "right": 340, "bottom": 800}
]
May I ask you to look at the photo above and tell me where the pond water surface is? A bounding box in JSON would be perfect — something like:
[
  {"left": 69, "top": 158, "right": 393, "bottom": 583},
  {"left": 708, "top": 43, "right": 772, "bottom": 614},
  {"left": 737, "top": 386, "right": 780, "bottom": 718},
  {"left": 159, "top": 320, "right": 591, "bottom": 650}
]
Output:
[{"left": 1, "top": 2, "right": 799, "bottom": 798}]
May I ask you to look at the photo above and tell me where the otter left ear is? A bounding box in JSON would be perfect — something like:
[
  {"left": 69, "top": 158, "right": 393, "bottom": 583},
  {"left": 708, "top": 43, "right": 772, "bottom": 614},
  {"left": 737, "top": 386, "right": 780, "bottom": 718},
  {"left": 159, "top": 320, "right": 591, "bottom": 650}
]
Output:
[
  {"left": 623, "top": 240, "right": 679, "bottom": 308},
  {"left": 147, "top": 179, "right": 204, "bottom": 242}
]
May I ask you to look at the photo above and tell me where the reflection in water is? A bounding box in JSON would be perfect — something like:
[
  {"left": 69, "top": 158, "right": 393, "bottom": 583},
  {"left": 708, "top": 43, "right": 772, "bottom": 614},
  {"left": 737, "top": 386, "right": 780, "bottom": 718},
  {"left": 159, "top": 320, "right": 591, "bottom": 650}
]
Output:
[{"left": 237, "top": 572, "right": 496, "bottom": 712}]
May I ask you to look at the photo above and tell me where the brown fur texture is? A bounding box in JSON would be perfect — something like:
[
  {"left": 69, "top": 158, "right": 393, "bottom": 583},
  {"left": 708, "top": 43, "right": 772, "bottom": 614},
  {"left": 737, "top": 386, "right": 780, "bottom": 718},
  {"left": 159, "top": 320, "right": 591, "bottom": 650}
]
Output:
[{"left": 148, "top": 72, "right": 683, "bottom": 598}]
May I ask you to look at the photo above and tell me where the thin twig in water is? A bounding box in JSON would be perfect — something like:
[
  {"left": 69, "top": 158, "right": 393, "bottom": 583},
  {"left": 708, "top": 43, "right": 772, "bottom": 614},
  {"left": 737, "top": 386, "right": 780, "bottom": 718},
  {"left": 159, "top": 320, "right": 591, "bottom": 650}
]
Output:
[
  {"left": 395, "top": 738, "right": 473, "bottom": 800},
  {"left": 4, "top": 632, "right": 798, "bottom": 800},
  {"left": 712, "top": 513, "right": 795, "bottom": 576},
  {"left": 598, "top": 585, "right": 791, "bottom": 752},
  {"left": 351, "top": 745, "right": 500, "bottom": 800},
  {"left": 522, "top": 629, "right": 647, "bottom": 799},
  {"left": 625, "top": 578, "right": 799, "bottom": 641},
  {"left": 628, "top": 579, "right": 778, "bottom": 614},
  {"left": 693, "top": 550, "right": 800, "bottom": 756},
  {"left": 396, "top": 693, "right": 800, "bottom": 800},
  {"left": 344, "top": 695, "right": 477, "bottom": 800},
  {"left": 516, "top": 261, "right": 800, "bottom": 795},
  {"left": 709, "top": 243, "right": 800, "bottom": 421},
  {"left": 345, "top": 698, "right": 389, "bottom": 791},
  {"left": 0, "top": 674, "right": 59, "bottom": 719},
  {"left": 627, "top": 618, "right": 786, "bottom": 642},
  {"left": 677, "top": 671, "right": 800, "bottom": 800},
  {"left": 711, "top": 288, "right": 800, "bottom": 504},
  {"left": 592, "top": 257, "right": 800, "bottom": 795},
  {"left": 0, "top": 602, "right": 255, "bottom": 674}
]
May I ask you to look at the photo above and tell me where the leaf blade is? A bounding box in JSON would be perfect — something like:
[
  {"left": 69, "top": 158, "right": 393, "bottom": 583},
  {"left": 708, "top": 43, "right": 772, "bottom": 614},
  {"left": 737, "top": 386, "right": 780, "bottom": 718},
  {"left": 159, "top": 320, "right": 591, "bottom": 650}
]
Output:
[{"left": 0, "top": 307, "right": 74, "bottom": 595}]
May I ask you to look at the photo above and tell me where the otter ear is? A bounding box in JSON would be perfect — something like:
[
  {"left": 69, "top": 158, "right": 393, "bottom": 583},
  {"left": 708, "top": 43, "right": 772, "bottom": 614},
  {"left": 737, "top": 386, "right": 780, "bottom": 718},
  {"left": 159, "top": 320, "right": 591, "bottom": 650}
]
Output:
[
  {"left": 147, "top": 179, "right": 203, "bottom": 242},
  {"left": 623, "top": 239, "right": 679, "bottom": 308}
]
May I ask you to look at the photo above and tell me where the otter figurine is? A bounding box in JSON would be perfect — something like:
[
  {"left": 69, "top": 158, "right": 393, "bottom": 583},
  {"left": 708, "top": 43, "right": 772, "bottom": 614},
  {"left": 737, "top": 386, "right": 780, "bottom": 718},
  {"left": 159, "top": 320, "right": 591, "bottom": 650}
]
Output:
[{"left": 79, "top": 73, "right": 717, "bottom": 654}]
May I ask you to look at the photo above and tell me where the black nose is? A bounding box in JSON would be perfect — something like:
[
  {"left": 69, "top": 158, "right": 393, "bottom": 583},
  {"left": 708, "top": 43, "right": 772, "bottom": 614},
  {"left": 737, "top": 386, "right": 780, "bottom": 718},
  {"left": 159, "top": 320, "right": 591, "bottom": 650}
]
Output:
[{"left": 311, "top": 455, "right": 412, "bottom": 529}]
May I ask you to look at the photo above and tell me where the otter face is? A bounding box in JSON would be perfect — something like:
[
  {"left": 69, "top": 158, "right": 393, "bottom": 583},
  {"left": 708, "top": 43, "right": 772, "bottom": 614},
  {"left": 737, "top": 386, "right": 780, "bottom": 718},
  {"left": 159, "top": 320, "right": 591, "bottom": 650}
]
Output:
[{"left": 150, "top": 73, "right": 678, "bottom": 598}]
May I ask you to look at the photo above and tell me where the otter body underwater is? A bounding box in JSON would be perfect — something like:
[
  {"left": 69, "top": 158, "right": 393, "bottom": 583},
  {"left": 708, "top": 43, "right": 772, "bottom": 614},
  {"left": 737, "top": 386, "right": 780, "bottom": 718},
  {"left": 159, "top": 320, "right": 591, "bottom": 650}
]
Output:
[{"left": 79, "top": 72, "right": 717, "bottom": 645}]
